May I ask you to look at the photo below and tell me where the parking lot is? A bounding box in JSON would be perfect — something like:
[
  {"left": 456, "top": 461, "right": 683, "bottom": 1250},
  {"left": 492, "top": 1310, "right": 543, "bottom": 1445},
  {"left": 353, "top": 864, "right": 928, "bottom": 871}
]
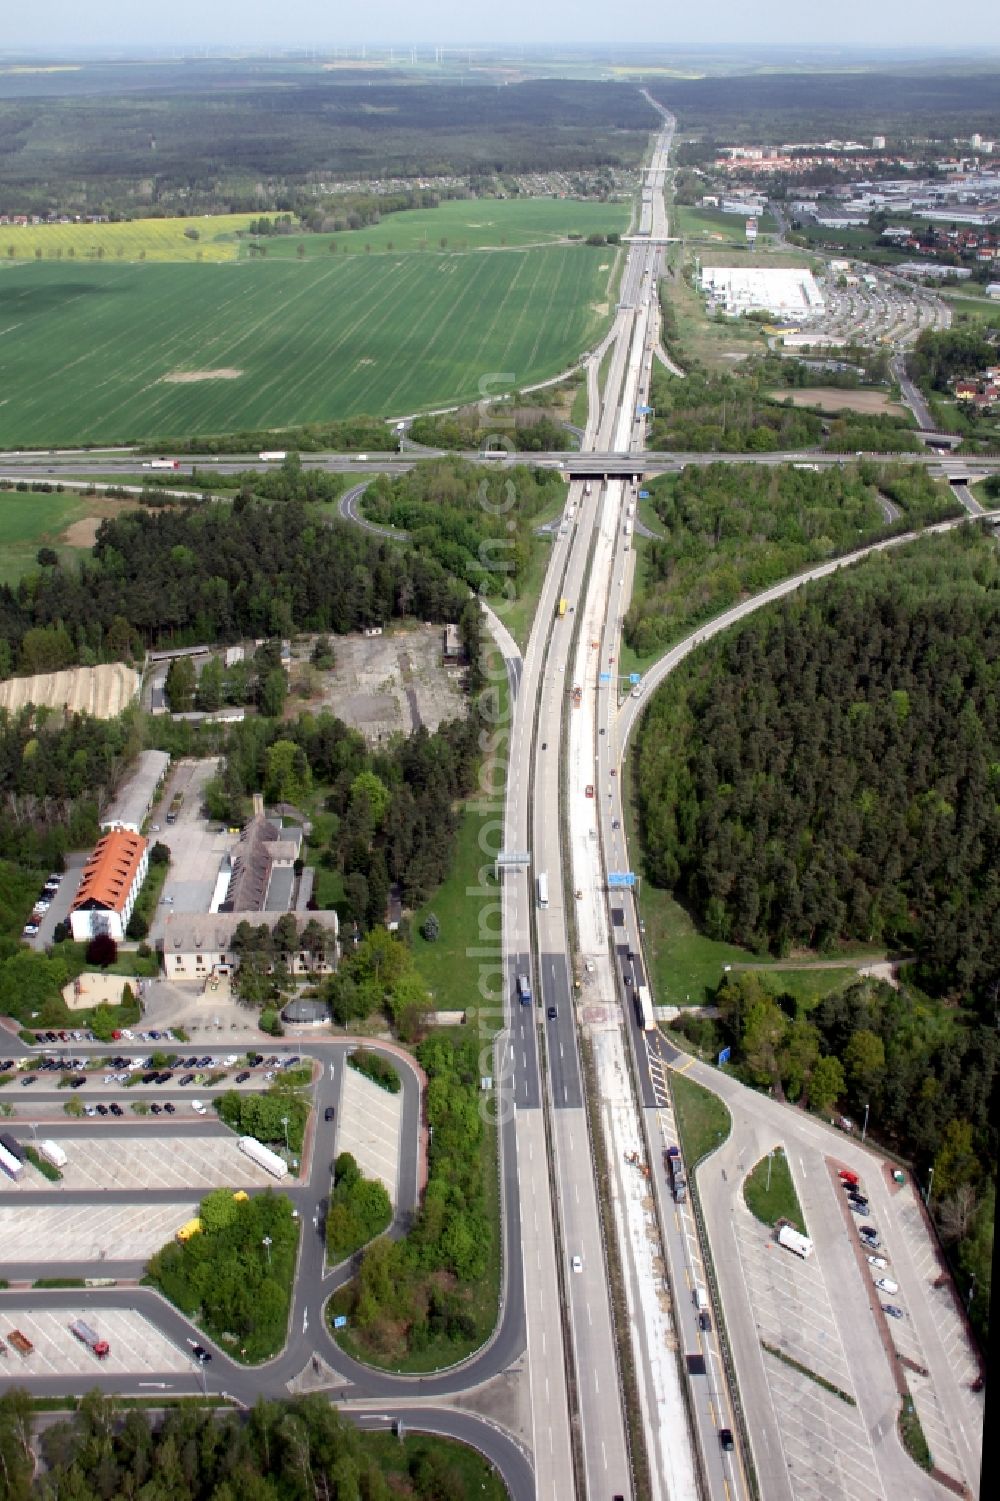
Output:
[
  {"left": 337, "top": 1065, "right": 402, "bottom": 1202},
  {"left": 2, "top": 1135, "right": 277, "bottom": 1192},
  {"left": 0, "top": 1202, "right": 198, "bottom": 1263},
  {"left": 148, "top": 758, "right": 236, "bottom": 941},
  {"left": 0, "top": 1309, "right": 190, "bottom": 1376}
]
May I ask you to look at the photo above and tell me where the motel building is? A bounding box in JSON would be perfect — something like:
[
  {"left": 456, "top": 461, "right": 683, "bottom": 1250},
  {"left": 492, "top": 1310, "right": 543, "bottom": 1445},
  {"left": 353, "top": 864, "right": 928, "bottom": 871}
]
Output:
[{"left": 69, "top": 827, "right": 149, "bottom": 944}]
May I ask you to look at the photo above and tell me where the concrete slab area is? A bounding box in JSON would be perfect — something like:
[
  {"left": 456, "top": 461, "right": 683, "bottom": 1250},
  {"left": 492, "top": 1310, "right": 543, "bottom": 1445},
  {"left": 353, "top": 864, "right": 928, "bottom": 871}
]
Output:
[
  {"left": 0, "top": 1136, "right": 275, "bottom": 1193},
  {"left": 0, "top": 1202, "right": 197, "bottom": 1263},
  {"left": 336, "top": 1065, "right": 401, "bottom": 1202},
  {"left": 0, "top": 1308, "right": 190, "bottom": 1376}
]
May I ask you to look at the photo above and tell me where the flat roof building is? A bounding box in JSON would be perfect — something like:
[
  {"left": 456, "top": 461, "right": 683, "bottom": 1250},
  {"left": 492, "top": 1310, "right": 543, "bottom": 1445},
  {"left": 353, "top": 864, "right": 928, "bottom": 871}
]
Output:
[{"left": 100, "top": 750, "right": 171, "bottom": 834}]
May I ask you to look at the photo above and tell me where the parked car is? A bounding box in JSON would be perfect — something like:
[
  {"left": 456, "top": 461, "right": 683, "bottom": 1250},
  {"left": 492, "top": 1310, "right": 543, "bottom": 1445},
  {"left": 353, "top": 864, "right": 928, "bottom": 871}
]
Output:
[
  {"left": 235, "top": 1071, "right": 251, "bottom": 1083},
  {"left": 163, "top": 1102, "right": 175, "bottom": 1115},
  {"left": 150, "top": 1104, "right": 162, "bottom": 1115},
  {"left": 95, "top": 1104, "right": 108, "bottom": 1116},
  {"left": 867, "top": 1255, "right": 889, "bottom": 1270},
  {"left": 883, "top": 1304, "right": 905, "bottom": 1320},
  {"left": 179, "top": 1073, "right": 195, "bottom": 1086},
  {"left": 109, "top": 1103, "right": 123, "bottom": 1117},
  {"left": 22, "top": 923, "right": 39, "bottom": 937}
]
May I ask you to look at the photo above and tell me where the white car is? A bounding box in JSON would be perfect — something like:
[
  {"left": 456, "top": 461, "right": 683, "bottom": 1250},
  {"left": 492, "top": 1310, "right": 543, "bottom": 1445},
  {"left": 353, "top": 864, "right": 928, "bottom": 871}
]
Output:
[
  {"left": 191, "top": 1099, "right": 208, "bottom": 1115},
  {"left": 22, "top": 923, "right": 39, "bottom": 937},
  {"left": 875, "top": 1277, "right": 899, "bottom": 1295},
  {"left": 571, "top": 1254, "right": 583, "bottom": 1273},
  {"left": 867, "top": 1254, "right": 889, "bottom": 1270}
]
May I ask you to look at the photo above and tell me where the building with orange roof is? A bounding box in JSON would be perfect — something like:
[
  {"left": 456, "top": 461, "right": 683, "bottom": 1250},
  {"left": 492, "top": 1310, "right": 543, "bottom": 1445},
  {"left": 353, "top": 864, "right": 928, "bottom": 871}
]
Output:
[{"left": 70, "top": 827, "right": 149, "bottom": 943}]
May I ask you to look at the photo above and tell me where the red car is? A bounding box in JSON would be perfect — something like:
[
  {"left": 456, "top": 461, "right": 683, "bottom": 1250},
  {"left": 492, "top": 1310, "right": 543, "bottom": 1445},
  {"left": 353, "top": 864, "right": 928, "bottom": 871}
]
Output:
[{"left": 838, "top": 1169, "right": 859, "bottom": 1187}]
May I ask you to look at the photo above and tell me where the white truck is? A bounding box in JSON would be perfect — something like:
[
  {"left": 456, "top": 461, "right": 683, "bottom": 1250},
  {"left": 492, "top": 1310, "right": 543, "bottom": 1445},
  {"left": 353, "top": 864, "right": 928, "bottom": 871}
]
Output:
[
  {"left": 777, "top": 1223, "right": 814, "bottom": 1259},
  {"left": 258, "top": 450, "right": 287, "bottom": 461},
  {"left": 238, "top": 1135, "right": 289, "bottom": 1179},
  {"left": 37, "top": 1140, "right": 67, "bottom": 1169},
  {"left": 143, "top": 458, "right": 179, "bottom": 470},
  {"left": 623, "top": 521, "right": 632, "bottom": 536}
]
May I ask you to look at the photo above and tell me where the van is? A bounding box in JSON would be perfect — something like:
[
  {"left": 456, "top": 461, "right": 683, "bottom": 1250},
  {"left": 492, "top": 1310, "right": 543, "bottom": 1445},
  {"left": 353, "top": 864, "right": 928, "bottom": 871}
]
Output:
[
  {"left": 875, "top": 1277, "right": 899, "bottom": 1295},
  {"left": 191, "top": 1099, "right": 208, "bottom": 1115},
  {"left": 693, "top": 1286, "right": 708, "bottom": 1312}
]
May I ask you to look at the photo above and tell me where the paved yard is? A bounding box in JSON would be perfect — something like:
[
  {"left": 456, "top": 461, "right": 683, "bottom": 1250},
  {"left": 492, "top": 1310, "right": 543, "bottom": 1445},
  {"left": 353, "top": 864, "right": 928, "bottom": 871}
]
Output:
[
  {"left": 1, "top": 1135, "right": 275, "bottom": 1193},
  {"left": 0, "top": 1308, "right": 190, "bottom": 1376},
  {"left": 0, "top": 1202, "right": 197, "bottom": 1263},
  {"left": 148, "top": 758, "right": 236, "bottom": 942},
  {"left": 336, "top": 1065, "right": 402, "bottom": 1202}
]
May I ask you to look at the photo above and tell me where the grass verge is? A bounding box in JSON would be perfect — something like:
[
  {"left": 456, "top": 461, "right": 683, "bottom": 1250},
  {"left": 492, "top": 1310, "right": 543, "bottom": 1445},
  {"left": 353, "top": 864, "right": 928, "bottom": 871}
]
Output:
[
  {"left": 761, "top": 1340, "right": 856, "bottom": 1405},
  {"left": 743, "top": 1148, "right": 806, "bottom": 1234},
  {"left": 899, "top": 1398, "right": 933, "bottom": 1471},
  {"left": 670, "top": 1070, "right": 731, "bottom": 1165},
  {"left": 363, "top": 1431, "right": 508, "bottom": 1499}
]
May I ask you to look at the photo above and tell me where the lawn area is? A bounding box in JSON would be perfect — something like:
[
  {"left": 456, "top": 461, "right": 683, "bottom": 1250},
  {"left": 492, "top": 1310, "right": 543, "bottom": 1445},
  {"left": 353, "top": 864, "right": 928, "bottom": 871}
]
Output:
[
  {"left": 0, "top": 490, "right": 142, "bottom": 585},
  {"left": 242, "top": 197, "right": 630, "bottom": 258},
  {"left": 0, "top": 248, "right": 617, "bottom": 447},
  {"left": 742, "top": 967, "right": 854, "bottom": 1009},
  {"left": 411, "top": 799, "right": 505, "bottom": 1015},
  {"left": 636, "top": 876, "right": 764, "bottom": 1009},
  {"left": 659, "top": 260, "right": 767, "bottom": 371},
  {"left": 743, "top": 1147, "right": 806, "bottom": 1233},
  {"left": 363, "top": 1431, "right": 508, "bottom": 1500},
  {"left": 675, "top": 204, "right": 778, "bottom": 242},
  {"left": 670, "top": 1069, "right": 731, "bottom": 1166}
]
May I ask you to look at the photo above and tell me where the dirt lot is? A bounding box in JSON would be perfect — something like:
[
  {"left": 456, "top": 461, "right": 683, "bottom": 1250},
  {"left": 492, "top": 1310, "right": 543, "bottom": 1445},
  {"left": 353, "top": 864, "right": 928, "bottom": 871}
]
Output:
[
  {"left": 288, "top": 626, "right": 468, "bottom": 741},
  {"left": 765, "top": 386, "right": 906, "bottom": 416},
  {"left": 0, "top": 663, "right": 139, "bottom": 719}
]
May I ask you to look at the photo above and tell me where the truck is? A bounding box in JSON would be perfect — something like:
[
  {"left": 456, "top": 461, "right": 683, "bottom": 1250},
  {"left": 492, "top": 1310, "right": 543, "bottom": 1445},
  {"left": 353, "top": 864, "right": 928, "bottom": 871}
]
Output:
[
  {"left": 626, "top": 502, "right": 635, "bottom": 518},
  {"left": 7, "top": 1330, "right": 33, "bottom": 1356},
  {"left": 571, "top": 684, "right": 582, "bottom": 707},
  {"left": 37, "top": 1140, "right": 67, "bottom": 1169},
  {"left": 69, "top": 1319, "right": 110, "bottom": 1359},
  {"left": 238, "top": 1135, "right": 288, "bottom": 1180},
  {"left": 636, "top": 983, "right": 654, "bottom": 1031},
  {"left": 0, "top": 1141, "right": 24, "bottom": 1181},
  {"left": 0, "top": 1131, "right": 26, "bottom": 1163},
  {"left": 584, "top": 481, "right": 592, "bottom": 496},
  {"left": 558, "top": 597, "right": 568, "bottom": 618},
  {"left": 666, "top": 1145, "right": 687, "bottom": 1202},
  {"left": 777, "top": 1223, "right": 814, "bottom": 1260},
  {"left": 258, "top": 450, "right": 287, "bottom": 462},
  {"left": 623, "top": 521, "right": 632, "bottom": 536},
  {"left": 536, "top": 873, "right": 549, "bottom": 910},
  {"left": 516, "top": 973, "right": 532, "bottom": 1006},
  {"left": 143, "top": 458, "right": 180, "bottom": 470}
]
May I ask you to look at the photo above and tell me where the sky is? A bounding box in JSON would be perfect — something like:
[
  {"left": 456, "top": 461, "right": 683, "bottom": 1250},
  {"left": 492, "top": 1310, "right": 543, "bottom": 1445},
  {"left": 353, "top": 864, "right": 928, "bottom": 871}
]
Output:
[{"left": 3, "top": 1, "right": 999, "bottom": 53}]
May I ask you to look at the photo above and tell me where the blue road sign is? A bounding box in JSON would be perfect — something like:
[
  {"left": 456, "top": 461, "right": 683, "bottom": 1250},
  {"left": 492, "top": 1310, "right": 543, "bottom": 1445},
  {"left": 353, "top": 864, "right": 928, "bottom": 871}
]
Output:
[
  {"left": 608, "top": 872, "right": 637, "bottom": 888},
  {"left": 629, "top": 672, "right": 641, "bottom": 684},
  {"left": 636, "top": 404, "right": 653, "bottom": 415},
  {"left": 638, "top": 489, "right": 650, "bottom": 498},
  {"left": 599, "top": 672, "right": 611, "bottom": 684},
  {"left": 718, "top": 1046, "right": 732, "bottom": 1066}
]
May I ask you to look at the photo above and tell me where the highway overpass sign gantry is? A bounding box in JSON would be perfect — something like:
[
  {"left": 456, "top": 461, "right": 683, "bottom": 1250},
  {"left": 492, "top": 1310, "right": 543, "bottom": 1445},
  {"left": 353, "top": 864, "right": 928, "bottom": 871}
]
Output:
[{"left": 495, "top": 850, "right": 531, "bottom": 879}]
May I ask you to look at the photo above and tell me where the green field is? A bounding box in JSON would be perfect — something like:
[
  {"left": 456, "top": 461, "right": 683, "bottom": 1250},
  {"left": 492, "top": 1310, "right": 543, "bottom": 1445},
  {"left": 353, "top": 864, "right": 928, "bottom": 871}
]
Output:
[
  {"left": 0, "top": 248, "right": 616, "bottom": 446},
  {"left": 0, "top": 490, "right": 133, "bottom": 584},
  {"left": 247, "top": 197, "right": 629, "bottom": 257},
  {"left": 675, "top": 204, "right": 778, "bottom": 243}
]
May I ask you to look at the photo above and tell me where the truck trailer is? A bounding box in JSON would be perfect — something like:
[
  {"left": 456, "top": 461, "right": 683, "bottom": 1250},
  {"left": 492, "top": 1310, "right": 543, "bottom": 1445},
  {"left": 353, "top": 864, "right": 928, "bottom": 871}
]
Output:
[
  {"left": 143, "top": 458, "right": 180, "bottom": 470},
  {"left": 258, "top": 450, "right": 287, "bottom": 461},
  {"left": 7, "top": 1330, "right": 33, "bottom": 1356},
  {"left": 238, "top": 1135, "right": 289, "bottom": 1179},
  {"left": 37, "top": 1140, "right": 67, "bottom": 1169},
  {"left": 0, "top": 1131, "right": 26, "bottom": 1163},
  {"left": 536, "top": 872, "right": 549, "bottom": 909},
  {"left": 69, "top": 1319, "right": 110, "bottom": 1358},
  {"left": 665, "top": 1145, "right": 687, "bottom": 1202},
  {"left": 0, "top": 1142, "right": 24, "bottom": 1181},
  {"left": 777, "top": 1223, "right": 814, "bottom": 1259}
]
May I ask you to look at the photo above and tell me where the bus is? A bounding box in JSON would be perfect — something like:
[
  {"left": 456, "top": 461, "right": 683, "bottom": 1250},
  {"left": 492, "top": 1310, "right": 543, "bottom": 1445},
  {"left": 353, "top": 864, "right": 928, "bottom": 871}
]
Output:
[
  {"left": 536, "top": 872, "right": 549, "bottom": 909},
  {"left": 635, "top": 984, "right": 654, "bottom": 1031},
  {"left": 516, "top": 973, "right": 532, "bottom": 1006}
]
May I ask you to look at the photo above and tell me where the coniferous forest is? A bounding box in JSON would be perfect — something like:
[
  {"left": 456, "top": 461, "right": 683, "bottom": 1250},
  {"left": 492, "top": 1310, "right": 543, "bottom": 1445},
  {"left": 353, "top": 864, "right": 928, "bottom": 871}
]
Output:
[{"left": 635, "top": 529, "right": 1000, "bottom": 1009}]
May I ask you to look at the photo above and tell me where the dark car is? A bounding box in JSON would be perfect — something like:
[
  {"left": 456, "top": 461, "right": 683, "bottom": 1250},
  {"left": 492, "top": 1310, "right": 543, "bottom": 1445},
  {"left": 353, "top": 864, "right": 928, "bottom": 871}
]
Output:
[
  {"left": 235, "top": 1070, "right": 251, "bottom": 1083},
  {"left": 191, "top": 1345, "right": 211, "bottom": 1363},
  {"left": 140, "top": 1070, "right": 156, "bottom": 1084},
  {"left": 150, "top": 1103, "right": 162, "bottom": 1115},
  {"left": 324, "top": 1106, "right": 336, "bottom": 1122},
  {"left": 719, "top": 1428, "right": 735, "bottom": 1452},
  {"left": 163, "top": 1102, "right": 175, "bottom": 1115},
  {"left": 249, "top": 1054, "right": 264, "bottom": 1067},
  {"left": 883, "top": 1304, "right": 905, "bottom": 1320},
  {"left": 109, "top": 1103, "right": 123, "bottom": 1117},
  {"left": 547, "top": 1005, "right": 557, "bottom": 1020},
  {"left": 20, "top": 1074, "right": 37, "bottom": 1086},
  {"left": 95, "top": 1103, "right": 108, "bottom": 1116},
  {"left": 156, "top": 1071, "right": 173, "bottom": 1084},
  {"left": 70, "top": 1075, "right": 87, "bottom": 1088},
  {"left": 849, "top": 1199, "right": 869, "bottom": 1214},
  {"left": 698, "top": 1309, "right": 711, "bottom": 1332},
  {"left": 179, "top": 1073, "right": 195, "bottom": 1086}
]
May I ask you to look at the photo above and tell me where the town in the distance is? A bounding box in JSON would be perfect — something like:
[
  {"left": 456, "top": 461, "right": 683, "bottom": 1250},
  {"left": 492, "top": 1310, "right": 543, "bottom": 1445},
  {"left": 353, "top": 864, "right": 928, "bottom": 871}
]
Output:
[{"left": 0, "top": 19, "right": 992, "bottom": 1501}]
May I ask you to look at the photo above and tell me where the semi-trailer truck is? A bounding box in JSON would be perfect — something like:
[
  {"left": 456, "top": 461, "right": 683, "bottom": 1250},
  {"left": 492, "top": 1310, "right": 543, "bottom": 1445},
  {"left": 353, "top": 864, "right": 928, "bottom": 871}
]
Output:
[
  {"left": 0, "top": 1142, "right": 24, "bottom": 1181},
  {"left": 258, "top": 450, "right": 287, "bottom": 461},
  {"left": 0, "top": 1131, "right": 26, "bottom": 1163},
  {"left": 8, "top": 1330, "right": 33, "bottom": 1356},
  {"left": 143, "top": 459, "right": 180, "bottom": 470},
  {"left": 69, "top": 1319, "right": 110, "bottom": 1358},
  {"left": 665, "top": 1145, "right": 687, "bottom": 1202}
]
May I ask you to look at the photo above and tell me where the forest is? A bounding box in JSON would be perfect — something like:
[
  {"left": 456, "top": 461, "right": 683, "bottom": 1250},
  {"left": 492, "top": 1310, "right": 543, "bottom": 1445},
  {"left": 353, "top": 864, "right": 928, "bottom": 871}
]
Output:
[
  {"left": 624, "top": 461, "right": 958, "bottom": 656},
  {"left": 0, "top": 74, "right": 653, "bottom": 218},
  {"left": 360, "top": 457, "right": 565, "bottom": 599},
  {"left": 0, "top": 494, "right": 469, "bottom": 676},
  {"left": 635, "top": 529, "right": 999, "bottom": 1007},
  {"left": 908, "top": 326, "right": 998, "bottom": 392},
  {"left": 0, "top": 1387, "right": 504, "bottom": 1501}
]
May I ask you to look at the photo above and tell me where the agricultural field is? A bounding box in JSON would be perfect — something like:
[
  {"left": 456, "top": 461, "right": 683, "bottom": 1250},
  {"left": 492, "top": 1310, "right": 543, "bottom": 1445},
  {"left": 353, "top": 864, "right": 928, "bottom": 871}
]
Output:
[
  {"left": 674, "top": 204, "right": 778, "bottom": 242},
  {"left": 0, "top": 246, "right": 617, "bottom": 446},
  {"left": 1, "top": 213, "right": 260, "bottom": 264},
  {"left": 245, "top": 197, "right": 629, "bottom": 257},
  {"left": 765, "top": 386, "right": 907, "bottom": 417}
]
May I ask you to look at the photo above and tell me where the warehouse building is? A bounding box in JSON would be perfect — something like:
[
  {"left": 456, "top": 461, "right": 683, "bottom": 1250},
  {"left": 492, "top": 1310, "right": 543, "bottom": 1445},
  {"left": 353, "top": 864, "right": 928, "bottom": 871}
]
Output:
[{"left": 100, "top": 750, "right": 171, "bottom": 834}]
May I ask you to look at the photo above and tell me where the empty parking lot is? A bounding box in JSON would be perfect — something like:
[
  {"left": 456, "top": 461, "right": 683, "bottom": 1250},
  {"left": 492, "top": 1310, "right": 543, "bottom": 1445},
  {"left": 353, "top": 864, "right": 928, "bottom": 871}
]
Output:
[
  {"left": 2, "top": 1134, "right": 278, "bottom": 1192},
  {"left": 336, "top": 1065, "right": 402, "bottom": 1202},
  {"left": 0, "top": 1202, "right": 198, "bottom": 1263}
]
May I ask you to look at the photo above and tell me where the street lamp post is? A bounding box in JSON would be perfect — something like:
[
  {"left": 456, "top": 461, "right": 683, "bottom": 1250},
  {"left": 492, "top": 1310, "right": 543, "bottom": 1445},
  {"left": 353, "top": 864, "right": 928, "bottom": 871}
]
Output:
[
  {"left": 281, "top": 1116, "right": 289, "bottom": 1152},
  {"left": 967, "top": 1273, "right": 977, "bottom": 1311},
  {"left": 262, "top": 1235, "right": 272, "bottom": 1267},
  {"left": 861, "top": 1102, "right": 870, "bottom": 1145},
  {"left": 924, "top": 1167, "right": 934, "bottom": 1208}
]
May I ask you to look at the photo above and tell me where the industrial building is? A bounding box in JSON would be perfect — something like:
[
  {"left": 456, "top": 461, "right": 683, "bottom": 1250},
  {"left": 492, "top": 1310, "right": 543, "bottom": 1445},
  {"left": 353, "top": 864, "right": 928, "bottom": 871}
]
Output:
[{"left": 699, "top": 265, "right": 825, "bottom": 320}]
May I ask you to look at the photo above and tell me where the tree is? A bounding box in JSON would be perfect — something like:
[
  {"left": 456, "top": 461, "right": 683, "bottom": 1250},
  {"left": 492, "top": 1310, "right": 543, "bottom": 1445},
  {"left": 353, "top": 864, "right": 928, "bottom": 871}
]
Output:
[
  {"left": 259, "top": 668, "right": 287, "bottom": 719},
  {"left": 809, "top": 1054, "right": 846, "bottom": 1116},
  {"left": 421, "top": 913, "right": 440, "bottom": 942},
  {"left": 311, "top": 635, "right": 335, "bottom": 669},
  {"left": 200, "top": 1187, "right": 241, "bottom": 1232},
  {"left": 843, "top": 1028, "right": 885, "bottom": 1100},
  {"left": 196, "top": 655, "right": 224, "bottom": 712},
  {"left": 265, "top": 738, "right": 311, "bottom": 804},
  {"left": 86, "top": 933, "right": 118, "bottom": 968},
  {"left": 164, "top": 656, "right": 196, "bottom": 713},
  {"left": 349, "top": 769, "right": 391, "bottom": 829},
  {"left": 36, "top": 547, "right": 59, "bottom": 567}
]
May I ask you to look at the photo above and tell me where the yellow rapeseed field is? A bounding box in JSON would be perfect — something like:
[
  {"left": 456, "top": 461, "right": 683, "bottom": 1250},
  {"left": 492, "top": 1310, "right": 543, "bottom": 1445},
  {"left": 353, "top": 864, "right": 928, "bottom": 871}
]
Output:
[{"left": 0, "top": 213, "right": 259, "bottom": 264}]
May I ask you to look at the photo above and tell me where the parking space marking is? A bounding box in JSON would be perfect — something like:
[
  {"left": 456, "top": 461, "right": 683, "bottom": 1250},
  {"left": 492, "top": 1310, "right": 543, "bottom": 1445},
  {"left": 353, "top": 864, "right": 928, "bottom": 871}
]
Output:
[
  {"left": 761, "top": 1351, "right": 886, "bottom": 1501},
  {"left": 0, "top": 1203, "right": 197, "bottom": 1263},
  {"left": 337, "top": 1067, "right": 402, "bottom": 1201},
  {"left": 18, "top": 1135, "right": 276, "bottom": 1192},
  {"left": 0, "top": 1309, "right": 190, "bottom": 1376}
]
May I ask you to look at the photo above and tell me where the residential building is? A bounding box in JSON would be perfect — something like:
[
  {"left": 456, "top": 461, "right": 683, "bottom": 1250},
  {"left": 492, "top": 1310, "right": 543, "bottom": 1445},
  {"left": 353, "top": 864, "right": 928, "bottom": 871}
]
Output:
[
  {"left": 70, "top": 829, "right": 149, "bottom": 943},
  {"left": 159, "top": 909, "right": 340, "bottom": 982}
]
